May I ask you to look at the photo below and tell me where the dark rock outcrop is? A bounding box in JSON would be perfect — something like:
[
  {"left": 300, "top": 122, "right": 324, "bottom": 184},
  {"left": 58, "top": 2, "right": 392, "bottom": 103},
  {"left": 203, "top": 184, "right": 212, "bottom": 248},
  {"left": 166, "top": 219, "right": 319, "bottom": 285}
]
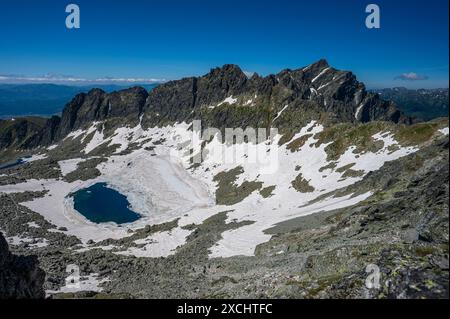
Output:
[
  {"left": 0, "top": 232, "right": 46, "bottom": 299},
  {"left": 57, "top": 86, "right": 148, "bottom": 138},
  {"left": 0, "top": 117, "right": 47, "bottom": 150}
]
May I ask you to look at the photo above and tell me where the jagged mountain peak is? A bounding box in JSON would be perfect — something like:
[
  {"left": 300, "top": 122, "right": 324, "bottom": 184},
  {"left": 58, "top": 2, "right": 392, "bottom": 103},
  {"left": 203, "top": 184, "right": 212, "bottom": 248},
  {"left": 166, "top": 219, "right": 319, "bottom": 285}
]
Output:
[
  {"left": 304, "top": 58, "right": 330, "bottom": 70},
  {"left": 207, "top": 64, "right": 246, "bottom": 77}
]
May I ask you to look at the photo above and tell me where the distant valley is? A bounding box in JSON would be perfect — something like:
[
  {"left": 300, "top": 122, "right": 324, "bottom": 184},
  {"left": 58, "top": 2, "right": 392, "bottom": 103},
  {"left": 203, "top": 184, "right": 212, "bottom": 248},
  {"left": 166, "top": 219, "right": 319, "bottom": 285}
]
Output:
[
  {"left": 372, "top": 87, "right": 449, "bottom": 121},
  {"left": 0, "top": 83, "right": 159, "bottom": 119}
]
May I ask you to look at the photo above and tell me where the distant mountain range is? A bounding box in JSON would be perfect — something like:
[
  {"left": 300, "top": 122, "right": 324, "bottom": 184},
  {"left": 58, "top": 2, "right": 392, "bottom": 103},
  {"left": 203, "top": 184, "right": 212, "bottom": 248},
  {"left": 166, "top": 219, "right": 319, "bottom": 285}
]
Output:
[
  {"left": 0, "top": 83, "right": 158, "bottom": 119},
  {"left": 372, "top": 87, "right": 449, "bottom": 121}
]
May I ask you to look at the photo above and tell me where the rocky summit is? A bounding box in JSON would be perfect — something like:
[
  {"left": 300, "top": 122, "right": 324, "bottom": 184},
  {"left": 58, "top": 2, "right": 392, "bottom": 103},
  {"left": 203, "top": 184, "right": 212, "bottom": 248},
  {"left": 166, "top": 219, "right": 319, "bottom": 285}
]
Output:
[{"left": 0, "top": 60, "right": 448, "bottom": 299}]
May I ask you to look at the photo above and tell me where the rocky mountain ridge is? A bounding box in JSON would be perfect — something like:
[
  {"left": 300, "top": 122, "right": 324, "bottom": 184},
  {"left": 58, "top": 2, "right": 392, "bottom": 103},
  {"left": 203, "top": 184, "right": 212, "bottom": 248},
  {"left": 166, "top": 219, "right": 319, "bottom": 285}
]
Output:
[{"left": 0, "top": 59, "right": 413, "bottom": 152}]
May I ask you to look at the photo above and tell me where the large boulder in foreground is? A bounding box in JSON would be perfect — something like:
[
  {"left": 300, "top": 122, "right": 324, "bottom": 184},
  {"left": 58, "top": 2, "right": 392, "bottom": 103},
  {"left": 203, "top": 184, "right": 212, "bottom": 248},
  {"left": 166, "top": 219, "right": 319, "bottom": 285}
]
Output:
[{"left": 0, "top": 232, "right": 45, "bottom": 299}]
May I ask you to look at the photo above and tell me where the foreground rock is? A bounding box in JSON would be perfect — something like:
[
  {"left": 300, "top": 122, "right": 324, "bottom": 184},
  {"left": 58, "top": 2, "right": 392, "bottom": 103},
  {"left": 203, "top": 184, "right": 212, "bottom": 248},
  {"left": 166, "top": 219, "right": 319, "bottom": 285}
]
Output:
[{"left": 0, "top": 232, "right": 45, "bottom": 299}]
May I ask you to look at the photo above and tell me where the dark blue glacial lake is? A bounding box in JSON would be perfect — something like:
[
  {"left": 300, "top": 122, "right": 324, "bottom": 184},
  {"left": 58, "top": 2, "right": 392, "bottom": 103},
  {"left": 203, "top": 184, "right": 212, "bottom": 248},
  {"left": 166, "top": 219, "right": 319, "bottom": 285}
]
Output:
[{"left": 71, "top": 183, "right": 141, "bottom": 224}]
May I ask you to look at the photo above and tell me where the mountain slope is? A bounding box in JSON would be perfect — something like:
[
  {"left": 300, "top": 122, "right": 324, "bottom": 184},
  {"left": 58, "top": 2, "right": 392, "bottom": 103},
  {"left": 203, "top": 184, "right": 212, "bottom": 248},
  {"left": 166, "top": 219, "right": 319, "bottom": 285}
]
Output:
[{"left": 0, "top": 60, "right": 447, "bottom": 299}]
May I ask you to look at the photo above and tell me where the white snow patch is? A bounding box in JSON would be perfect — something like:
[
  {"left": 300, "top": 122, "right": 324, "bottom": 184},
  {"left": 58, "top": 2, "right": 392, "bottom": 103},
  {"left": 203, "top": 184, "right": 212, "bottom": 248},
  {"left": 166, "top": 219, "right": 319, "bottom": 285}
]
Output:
[
  {"left": 355, "top": 103, "right": 364, "bottom": 119},
  {"left": 46, "top": 273, "right": 109, "bottom": 295},
  {"left": 7, "top": 235, "right": 49, "bottom": 248},
  {"left": 115, "top": 228, "right": 192, "bottom": 258},
  {"left": 65, "top": 129, "right": 86, "bottom": 141},
  {"left": 58, "top": 158, "right": 84, "bottom": 176},
  {"left": 312, "top": 67, "right": 330, "bottom": 83},
  {"left": 84, "top": 128, "right": 105, "bottom": 154},
  {"left": 273, "top": 104, "right": 289, "bottom": 122},
  {"left": 218, "top": 96, "right": 237, "bottom": 106},
  {"left": 27, "top": 221, "right": 40, "bottom": 228},
  {"left": 438, "top": 127, "right": 449, "bottom": 136},
  {"left": 23, "top": 154, "right": 48, "bottom": 163},
  {"left": 317, "top": 81, "right": 332, "bottom": 90}
]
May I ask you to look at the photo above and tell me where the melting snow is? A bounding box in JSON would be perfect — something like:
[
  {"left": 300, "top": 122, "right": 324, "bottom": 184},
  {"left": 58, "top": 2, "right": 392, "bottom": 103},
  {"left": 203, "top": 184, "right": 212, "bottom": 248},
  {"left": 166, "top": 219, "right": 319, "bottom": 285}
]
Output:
[
  {"left": 59, "top": 158, "right": 84, "bottom": 176},
  {"left": 23, "top": 154, "right": 48, "bottom": 163},
  {"left": 312, "top": 67, "right": 330, "bottom": 83},
  {"left": 0, "top": 119, "right": 422, "bottom": 258},
  {"left": 218, "top": 96, "right": 237, "bottom": 106},
  {"left": 84, "top": 128, "right": 105, "bottom": 154},
  {"left": 7, "top": 235, "right": 49, "bottom": 248},
  {"left": 46, "top": 273, "right": 109, "bottom": 296},
  {"left": 355, "top": 103, "right": 364, "bottom": 119},
  {"left": 273, "top": 105, "right": 289, "bottom": 122},
  {"left": 439, "top": 127, "right": 449, "bottom": 136}
]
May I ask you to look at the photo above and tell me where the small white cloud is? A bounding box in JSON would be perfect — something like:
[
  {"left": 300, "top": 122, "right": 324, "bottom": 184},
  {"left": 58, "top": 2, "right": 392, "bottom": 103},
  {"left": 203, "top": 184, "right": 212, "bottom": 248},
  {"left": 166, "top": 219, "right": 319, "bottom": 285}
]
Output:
[
  {"left": 0, "top": 74, "right": 165, "bottom": 85},
  {"left": 395, "top": 72, "right": 429, "bottom": 81}
]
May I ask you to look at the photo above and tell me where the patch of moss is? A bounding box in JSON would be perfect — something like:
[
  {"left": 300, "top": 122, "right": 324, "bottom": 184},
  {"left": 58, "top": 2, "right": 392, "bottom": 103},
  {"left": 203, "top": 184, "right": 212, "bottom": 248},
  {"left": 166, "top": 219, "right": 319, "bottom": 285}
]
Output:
[
  {"left": 314, "top": 122, "right": 389, "bottom": 161},
  {"left": 291, "top": 173, "right": 315, "bottom": 193},
  {"left": 64, "top": 157, "right": 108, "bottom": 183},
  {"left": 342, "top": 169, "right": 365, "bottom": 178},
  {"left": 319, "top": 162, "right": 337, "bottom": 172},
  {"left": 213, "top": 166, "right": 263, "bottom": 205},
  {"left": 278, "top": 131, "right": 295, "bottom": 146},
  {"left": 414, "top": 246, "right": 437, "bottom": 257},
  {"left": 286, "top": 134, "right": 312, "bottom": 152},
  {"left": 404, "top": 154, "right": 425, "bottom": 172},
  {"left": 260, "top": 185, "right": 276, "bottom": 198},
  {"left": 394, "top": 122, "right": 440, "bottom": 146},
  {"left": 336, "top": 163, "right": 356, "bottom": 173}
]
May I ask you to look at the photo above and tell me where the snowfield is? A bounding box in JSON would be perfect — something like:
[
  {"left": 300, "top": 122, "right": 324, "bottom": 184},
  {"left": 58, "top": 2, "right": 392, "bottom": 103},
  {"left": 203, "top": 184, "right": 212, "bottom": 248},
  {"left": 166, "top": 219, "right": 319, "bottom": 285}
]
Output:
[{"left": 0, "top": 120, "right": 422, "bottom": 258}]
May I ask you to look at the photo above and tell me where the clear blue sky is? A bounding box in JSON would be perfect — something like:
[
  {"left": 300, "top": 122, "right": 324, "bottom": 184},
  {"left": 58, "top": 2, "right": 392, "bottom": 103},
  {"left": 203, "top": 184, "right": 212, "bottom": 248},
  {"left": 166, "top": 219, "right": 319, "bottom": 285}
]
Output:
[{"left": 0, "top": 0, "right": 448, "bottom": 88}]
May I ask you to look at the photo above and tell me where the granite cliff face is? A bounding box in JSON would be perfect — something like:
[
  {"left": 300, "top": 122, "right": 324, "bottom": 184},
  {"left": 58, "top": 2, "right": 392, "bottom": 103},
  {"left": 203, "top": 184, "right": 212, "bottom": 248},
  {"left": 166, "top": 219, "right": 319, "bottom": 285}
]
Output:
[
  {"left": 0, "top": 117, "right": 47, "bottom": 150},
  {"left": 0, "top": 60, "right": 412, "bottom": 151},
  {"left": 142, "top": 59, "right": 411, "bottom": 128},
  {"left": 0, "top": 232, "right": 45, "bottom": 299}
]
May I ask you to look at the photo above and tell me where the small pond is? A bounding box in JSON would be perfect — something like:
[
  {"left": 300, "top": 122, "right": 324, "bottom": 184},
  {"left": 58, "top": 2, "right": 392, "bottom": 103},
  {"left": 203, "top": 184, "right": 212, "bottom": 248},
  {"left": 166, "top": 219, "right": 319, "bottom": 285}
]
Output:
[{"left": 71, "top": 182, "right": 141, "bottom": 224}]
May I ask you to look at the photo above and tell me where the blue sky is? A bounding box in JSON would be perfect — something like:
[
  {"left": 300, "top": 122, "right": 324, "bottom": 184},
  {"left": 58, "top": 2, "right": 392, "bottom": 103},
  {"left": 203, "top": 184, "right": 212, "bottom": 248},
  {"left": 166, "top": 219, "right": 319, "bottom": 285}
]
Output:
[{"left": 0, "top": 0, "right": 448, "bottom": 88}]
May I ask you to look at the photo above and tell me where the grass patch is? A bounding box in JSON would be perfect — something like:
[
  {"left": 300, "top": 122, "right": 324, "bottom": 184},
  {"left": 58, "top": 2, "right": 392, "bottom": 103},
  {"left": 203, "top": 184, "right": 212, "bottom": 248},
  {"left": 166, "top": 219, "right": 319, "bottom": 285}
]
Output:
[
  {"left": 291, "top": 173, "right": 315, "bottom": 193},
  {"left": 260, "top": 185, "right": 276, "bottom": 198},
  {"left": 213, "top": 166, "right": 263, "bottom": 205},
  {"left": 286, "top": 134, "right": 312, "bottom": 152}
]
